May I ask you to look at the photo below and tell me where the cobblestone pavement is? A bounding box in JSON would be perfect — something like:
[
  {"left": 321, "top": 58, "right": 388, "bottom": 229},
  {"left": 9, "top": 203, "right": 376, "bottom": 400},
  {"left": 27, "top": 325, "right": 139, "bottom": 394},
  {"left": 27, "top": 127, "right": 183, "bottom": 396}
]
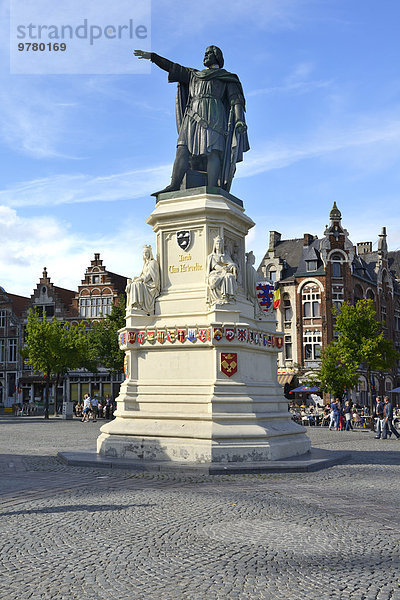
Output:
[{"left": 0, "top": 416, "right": 399, "bottom": 600}]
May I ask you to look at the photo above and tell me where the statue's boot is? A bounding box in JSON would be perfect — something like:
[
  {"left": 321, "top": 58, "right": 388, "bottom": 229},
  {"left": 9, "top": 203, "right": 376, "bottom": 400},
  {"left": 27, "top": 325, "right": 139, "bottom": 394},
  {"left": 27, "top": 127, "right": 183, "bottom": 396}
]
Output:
[{"left": 152, "top": 146, "right": 188, "bottom": 196}]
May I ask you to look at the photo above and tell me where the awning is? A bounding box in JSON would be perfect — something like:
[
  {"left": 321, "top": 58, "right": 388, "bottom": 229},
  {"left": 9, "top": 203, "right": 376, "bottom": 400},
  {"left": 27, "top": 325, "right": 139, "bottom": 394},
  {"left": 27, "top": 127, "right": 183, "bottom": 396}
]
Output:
[
  {"left": 278, "top": 373, "right": 294, "bottom": 386},
  {"left": 388, "top": 387, "right": 400, "bottom": 393}
]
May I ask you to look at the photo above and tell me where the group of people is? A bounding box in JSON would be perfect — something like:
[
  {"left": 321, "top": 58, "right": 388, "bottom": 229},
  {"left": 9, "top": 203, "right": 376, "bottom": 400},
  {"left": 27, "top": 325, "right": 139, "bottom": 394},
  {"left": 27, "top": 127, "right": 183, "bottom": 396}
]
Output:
[
  {"left": 74, "top": 394, "right": 116, "bottom": 422},
  {"left": 289, "top": 397, "right": 400, "bottom": 438},
  {"left": 374, "top": 396, "right": 400, "bottom": 440}
]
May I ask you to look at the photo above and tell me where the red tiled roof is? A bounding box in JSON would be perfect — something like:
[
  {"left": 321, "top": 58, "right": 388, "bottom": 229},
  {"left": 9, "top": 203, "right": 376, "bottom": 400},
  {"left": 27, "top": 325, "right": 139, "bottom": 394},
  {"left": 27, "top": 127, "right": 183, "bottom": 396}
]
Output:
[{"left": 8, "top": 293, "right": 30, "bottom": 317}]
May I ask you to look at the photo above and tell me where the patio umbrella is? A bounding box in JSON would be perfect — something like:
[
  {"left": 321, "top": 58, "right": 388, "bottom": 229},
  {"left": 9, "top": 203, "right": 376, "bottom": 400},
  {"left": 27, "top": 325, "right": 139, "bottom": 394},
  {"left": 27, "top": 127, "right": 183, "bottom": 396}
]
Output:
[
  {"left": 387, "top": 387, "right": 400, "bottom": 393},
  {"left": 289, "top": 385, "right": 319, "bottom": 393}
]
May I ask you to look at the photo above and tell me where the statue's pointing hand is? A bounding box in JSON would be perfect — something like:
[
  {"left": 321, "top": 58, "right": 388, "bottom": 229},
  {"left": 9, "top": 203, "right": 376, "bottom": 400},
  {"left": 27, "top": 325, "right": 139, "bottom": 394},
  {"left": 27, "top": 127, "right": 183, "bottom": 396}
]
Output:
[{"left": 134, "top": 50, "right": 151, "bottom": 60}]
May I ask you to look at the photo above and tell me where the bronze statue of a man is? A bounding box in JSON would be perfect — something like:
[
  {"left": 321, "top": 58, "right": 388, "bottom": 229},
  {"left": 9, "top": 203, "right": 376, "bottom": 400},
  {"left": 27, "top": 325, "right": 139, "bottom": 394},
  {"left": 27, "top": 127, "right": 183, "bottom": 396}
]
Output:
[{"left": 135, "top": 46, "right": 250, "bottom": 194}]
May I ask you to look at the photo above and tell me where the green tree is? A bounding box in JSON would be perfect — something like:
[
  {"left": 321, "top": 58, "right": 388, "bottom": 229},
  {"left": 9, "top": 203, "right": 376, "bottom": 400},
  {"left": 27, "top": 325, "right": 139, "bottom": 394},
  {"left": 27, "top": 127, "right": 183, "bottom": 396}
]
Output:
[
  {"left": 89, "top": 296, "right": 125, "bottom": 377},
  {"left": 21, "top": 309, "right": 93, "bottom": 418},
  {"left": 318, "top": 343, "right": 359, "bottom": 399},
  {"left": 319, "top": 299, "right": 398, "bottom": 423}
]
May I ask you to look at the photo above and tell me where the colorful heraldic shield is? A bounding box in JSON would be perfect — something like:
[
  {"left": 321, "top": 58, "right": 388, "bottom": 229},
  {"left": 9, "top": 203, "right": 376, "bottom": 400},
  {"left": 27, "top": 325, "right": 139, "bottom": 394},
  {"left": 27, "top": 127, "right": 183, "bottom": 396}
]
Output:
[
  {"left": 198, "top": 328, "right": 208, "bottom": 342},
  {"left": 249, "top": 330, "right": 254, "bottom": 344},
  {"left": 177, "top": 329, "right": 186, "bottom": 343},
  {"left": 267, "top": 335, "right": 273, "bottom": 347},
  {"left": 262, "top": 333, "right": 268, "bottom": 347},
  {"left": 237, "top": 327, "right": 248, "bottom": 342},
  {"left": 276, "top": 336, "right": 283, "bottom": 349},
  {"left": 213, "top": 327, "right": 223, "bottom": 341},
  {"left": 157, "top": 330, "right": 165, "bottom": 344},
  {"left": 138, "top": 331, "right": 146, "bottom": 345},
  {"left": 220, "top": 353, "right": 238, "bottom": 377},
  {"left": 118, "top": 333, "right": 123, "bottom": 348},
  {"left": 188, "top": 328, "right": 197, "bottom": 342},
  {"left": 147, "top": 330, "right": 155, "bottom": 343},
  {"left": 167, "top": 329, "right": 176, "bottom": 343},
  {"left": 225, "top": 327, "right": 235, "bottom": 341},
  {"left": 128, "top": 331, "right": 136, "bottom": 344},
  {"left": 256, "top": 282, "right": 274, "bottom": 313},
  {"left": 124, "top": 355, "right": 129, "bottom": 379}
]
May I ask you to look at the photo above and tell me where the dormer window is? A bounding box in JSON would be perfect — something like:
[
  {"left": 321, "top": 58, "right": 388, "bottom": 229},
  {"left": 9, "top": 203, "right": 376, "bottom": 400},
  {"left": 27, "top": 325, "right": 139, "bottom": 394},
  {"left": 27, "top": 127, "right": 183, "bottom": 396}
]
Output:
[
  {"left": 306, "top": 260, "right": 317, "bottom": 272},
  {"left": 269, "top": 269, "right": 276, "bottom": 283}
]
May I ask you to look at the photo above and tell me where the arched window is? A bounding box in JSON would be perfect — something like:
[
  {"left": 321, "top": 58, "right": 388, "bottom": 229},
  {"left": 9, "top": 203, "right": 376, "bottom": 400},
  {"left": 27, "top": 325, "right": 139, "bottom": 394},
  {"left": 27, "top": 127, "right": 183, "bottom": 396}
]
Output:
[
  {"left": 354, "top": 284, "right": 363, "bottom": 304},
  {"left": 302, "top": 284, "right": 321, "bottom": 319},
  {"left": 380, "top": 291, "right": 386, "bottom": 325},
  {"left": 269, "top": 268, "right": 276, "bottom": 283},
  {"left": 331, "top": 253, "right": 344, "bottom": 278}
]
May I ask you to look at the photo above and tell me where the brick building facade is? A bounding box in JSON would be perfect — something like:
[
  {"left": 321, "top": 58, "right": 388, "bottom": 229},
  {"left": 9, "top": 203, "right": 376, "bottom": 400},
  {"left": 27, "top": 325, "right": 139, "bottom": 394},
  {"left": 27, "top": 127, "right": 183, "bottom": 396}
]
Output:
[
  {"left": 1, "top": 254, "right": 127, "bottom": 409},
  {"left": 258, "top": 203, "right": 400, "bottom": 404}
]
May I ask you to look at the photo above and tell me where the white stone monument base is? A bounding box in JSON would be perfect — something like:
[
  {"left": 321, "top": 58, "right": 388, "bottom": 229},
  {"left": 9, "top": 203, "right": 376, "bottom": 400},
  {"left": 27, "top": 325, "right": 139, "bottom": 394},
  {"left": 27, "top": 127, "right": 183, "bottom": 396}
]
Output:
[
  {"left": 97, "top": 430, "right": 309, "bottom": 463},
  {"left": 97, "top": 187, "right": 311, "bottom": 465}
]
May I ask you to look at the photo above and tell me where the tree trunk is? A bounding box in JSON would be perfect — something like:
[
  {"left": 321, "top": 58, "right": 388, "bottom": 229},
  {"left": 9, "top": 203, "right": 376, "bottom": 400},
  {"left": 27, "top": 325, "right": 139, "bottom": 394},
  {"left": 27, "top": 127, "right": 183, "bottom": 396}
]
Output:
[
  {"left": 54, "top": 374, "right": 61, "bottom": 416},
  {"left": 367, "top": 366, "right": 375, "bottom": 431},
  {"left": 44, "top": 376, "right": 50, "bottom": 420}
]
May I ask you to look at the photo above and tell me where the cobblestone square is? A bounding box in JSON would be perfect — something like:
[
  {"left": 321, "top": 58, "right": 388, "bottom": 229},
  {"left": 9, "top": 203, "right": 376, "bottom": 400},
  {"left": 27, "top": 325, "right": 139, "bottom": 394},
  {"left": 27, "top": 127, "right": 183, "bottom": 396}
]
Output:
[{"left": 0, "top": 417, "right": 399, "bottom": 600}]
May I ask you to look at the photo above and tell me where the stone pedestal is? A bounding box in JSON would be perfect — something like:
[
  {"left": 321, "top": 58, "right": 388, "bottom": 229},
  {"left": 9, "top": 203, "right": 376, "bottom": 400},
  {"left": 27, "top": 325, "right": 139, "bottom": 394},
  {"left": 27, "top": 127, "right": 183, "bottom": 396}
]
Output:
[{"left": 97, "top": 187, "right": 310, "bottom": 463}]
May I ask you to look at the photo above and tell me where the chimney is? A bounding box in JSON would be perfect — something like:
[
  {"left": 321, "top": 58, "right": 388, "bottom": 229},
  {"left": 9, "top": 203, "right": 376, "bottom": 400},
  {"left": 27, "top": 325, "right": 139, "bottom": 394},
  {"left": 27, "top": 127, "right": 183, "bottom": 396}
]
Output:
[
  {"left": 357, "top": 242, "right": 372, "bottom": 255},
  {"left": 269, "top": 231, "right": 281, "bottom": 251},
  {"left": 303, "top": 233, "right": 314, "bottom": 246}
]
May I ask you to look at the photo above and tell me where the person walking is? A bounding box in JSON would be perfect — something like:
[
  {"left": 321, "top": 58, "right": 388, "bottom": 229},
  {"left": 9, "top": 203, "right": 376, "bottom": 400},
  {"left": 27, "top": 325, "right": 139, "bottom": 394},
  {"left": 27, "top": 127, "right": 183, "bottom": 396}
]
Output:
[
  {"left": 344, "top": 401, "right": 353, "bottom": 431},
  {"left": 374, "top": 397, "right": 385, "bottom": 439},
  {"left": 382, "top": 396, "right": 400, "bottom": 440},
  {"left": 81, "top": 394, "right": 92, "bottom": 423},
  {"left": 91, "top": 395, "right": 99, "bottom": 423}
]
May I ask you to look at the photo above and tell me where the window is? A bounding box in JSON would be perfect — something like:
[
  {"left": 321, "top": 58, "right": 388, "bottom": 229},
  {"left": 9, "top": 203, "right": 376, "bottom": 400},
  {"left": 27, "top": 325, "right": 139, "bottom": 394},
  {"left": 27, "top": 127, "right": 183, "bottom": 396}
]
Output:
[
  {"left": 284, "top": 335, "right": 292, "bottom": 360},
  {"left": 332, "top": 285, "right": 344, "bottom": 310},
  {"left": 395, "top": 310, "right": 400, "bottom": 332},
  {"left": 83, "top": 296, "right": 113, "bottom": 317},
  {"left": 0, "top": 310, "right": 5, "bottom": 328},
  {"left": 269, "top": 269, "right": 276, "bottom": 283},
  {"left": 283, "top": 295, "right": 292, "bottom": 324},
  {"left": 380, "top": 293, "right": 386, "bottom": 325},
  {"left": 331, "top": 253, "right": 344, "bottom": 278},
  {"left": 0, "top": 339, "right": 4, "bottom": 362},
  {"left": 92, "top": 275, "right": 100, "bottom": 284},
  {"left": 303, "top": 330, "right": 321, "bottom": 361},
  {"left": 37, "top": 305, "right": 54, "bottom": 318},
  {"left": 8, "top": 339, "right": 17, "bottom": 362},
  {"left": 306, "top": 260, "right": 317, "bottom": 272},
  {"left": 302, "top": 285, "right": 321, "bottom": 319}
]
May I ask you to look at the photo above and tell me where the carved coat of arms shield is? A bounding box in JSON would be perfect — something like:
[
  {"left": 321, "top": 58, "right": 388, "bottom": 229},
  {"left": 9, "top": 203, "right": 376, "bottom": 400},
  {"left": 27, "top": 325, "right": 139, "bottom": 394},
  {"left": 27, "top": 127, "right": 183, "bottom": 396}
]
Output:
[{"left": 177, "top": 230, "right": 191, "bottom": 251}]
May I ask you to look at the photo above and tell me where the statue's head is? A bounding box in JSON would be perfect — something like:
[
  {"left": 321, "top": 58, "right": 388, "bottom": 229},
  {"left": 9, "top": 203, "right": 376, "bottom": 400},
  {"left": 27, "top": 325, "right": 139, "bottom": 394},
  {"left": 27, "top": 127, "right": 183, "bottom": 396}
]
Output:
[
  {"left": 204, "top": 46, "right": 224, "bottom": 69},
  {"left": 213, "top": 235, "right": 224, "bottom": 253},
  {"left": 143, "top": 245, "right": 153, "bottom": 260}
]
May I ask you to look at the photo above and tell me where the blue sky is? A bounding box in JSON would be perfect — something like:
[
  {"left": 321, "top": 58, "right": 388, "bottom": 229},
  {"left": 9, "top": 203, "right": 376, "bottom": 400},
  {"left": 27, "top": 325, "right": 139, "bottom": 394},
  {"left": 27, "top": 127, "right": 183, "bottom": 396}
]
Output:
[{"left": 1, "top": 0, "right": 400, "bottom": 296}]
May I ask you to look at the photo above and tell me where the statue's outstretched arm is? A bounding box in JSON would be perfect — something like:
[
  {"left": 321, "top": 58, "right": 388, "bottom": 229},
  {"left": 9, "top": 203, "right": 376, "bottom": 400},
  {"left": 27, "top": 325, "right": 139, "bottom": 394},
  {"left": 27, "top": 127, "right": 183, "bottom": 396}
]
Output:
[{"left": 134, "top": 50, "right": 173, "bottom": 73}]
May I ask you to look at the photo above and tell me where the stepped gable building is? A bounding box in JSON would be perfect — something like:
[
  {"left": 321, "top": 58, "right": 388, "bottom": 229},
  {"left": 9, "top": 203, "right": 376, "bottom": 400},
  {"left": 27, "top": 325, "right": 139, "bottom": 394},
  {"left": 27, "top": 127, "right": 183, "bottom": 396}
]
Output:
[
  {"left": 72, "top": 253, "right": 127, "bottom": 323},
  {"left": 258, "top": 203, "right": 400, "bottom": 404},
  {"left": 23, "top": 267, "right": 78, "bottom": 321},
  {"left": 0, "top": 287, "right": 30, "bottom": 406}
]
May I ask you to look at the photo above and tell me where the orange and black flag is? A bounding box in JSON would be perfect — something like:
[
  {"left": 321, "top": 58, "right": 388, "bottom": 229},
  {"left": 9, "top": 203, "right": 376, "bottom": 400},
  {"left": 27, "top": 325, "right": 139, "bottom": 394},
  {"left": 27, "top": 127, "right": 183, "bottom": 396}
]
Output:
[{"left": 273, "top": 287, "right": 281, "bottom": 309}]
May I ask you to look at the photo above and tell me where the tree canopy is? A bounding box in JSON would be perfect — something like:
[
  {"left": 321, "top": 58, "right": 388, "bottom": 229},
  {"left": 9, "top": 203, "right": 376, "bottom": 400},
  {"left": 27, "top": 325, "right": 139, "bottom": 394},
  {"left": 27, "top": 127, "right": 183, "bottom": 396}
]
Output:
[
  {"left": 22, "top": 309, "right": 94, "bottom": 418},
  {"left": 318, "top": 299, "right": 398, "bottom": 411}
]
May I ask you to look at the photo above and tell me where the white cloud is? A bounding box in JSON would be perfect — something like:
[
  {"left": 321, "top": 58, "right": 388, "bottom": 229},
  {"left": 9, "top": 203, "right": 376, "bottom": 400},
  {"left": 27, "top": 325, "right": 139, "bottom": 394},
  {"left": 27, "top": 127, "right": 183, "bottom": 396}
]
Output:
[
  {"left": 0, "top": 164, "right": 172, "bottom": 208},
  {"left": 0, "top": 206, "right": 153, "bottom": 296},
  {"left": 239, "top": 117, "right": 400, "bottom": 177}
]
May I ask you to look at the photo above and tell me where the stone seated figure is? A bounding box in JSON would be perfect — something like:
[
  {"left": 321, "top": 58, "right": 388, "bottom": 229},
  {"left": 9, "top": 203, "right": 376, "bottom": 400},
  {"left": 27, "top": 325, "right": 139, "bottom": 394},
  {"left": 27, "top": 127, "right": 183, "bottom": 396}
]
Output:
[
  {"left": 126, "top": 245, "right": 160, "bottom": 315},
  {"left": 207, "top": 236, "right": 238, "bottom": 305}
]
